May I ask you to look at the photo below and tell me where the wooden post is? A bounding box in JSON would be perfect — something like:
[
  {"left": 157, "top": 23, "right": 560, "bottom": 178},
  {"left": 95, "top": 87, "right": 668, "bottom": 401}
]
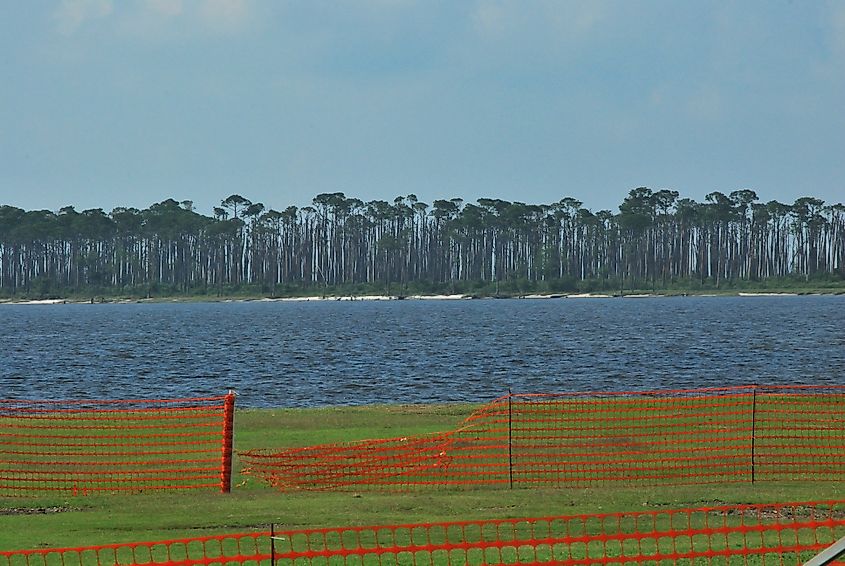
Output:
[{"left": 221, "top": 391, "right": 236, "bottom": 493}]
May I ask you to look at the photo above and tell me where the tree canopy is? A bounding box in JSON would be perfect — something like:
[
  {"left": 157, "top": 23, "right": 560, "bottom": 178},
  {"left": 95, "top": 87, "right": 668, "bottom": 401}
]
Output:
[{"left": 1, "top": 189, "right": 843, "bottom": 297}]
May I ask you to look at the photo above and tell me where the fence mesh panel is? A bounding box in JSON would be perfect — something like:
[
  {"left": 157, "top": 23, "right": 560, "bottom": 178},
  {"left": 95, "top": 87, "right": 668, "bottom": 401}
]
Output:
[
  {"left": 241, "top": 385, "right": 845, "bottom": 491},
  {"left": 0, "top": 394, "right": 235, "bottom": 496},
  {"left": 2, "top": 500, "right": 844, "bottom": 565}
]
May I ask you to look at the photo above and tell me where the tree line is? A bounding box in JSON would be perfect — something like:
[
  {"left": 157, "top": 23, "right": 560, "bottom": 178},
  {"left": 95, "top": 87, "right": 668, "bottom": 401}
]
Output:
[{"left": 1, "top": 188, "right": 843, "bottom": 297}]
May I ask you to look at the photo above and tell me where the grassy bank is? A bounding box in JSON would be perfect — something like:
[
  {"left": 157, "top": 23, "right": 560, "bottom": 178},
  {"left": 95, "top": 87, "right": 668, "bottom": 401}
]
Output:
[{"left": 1, "top": 404, "right": 842, "bottom": 550}]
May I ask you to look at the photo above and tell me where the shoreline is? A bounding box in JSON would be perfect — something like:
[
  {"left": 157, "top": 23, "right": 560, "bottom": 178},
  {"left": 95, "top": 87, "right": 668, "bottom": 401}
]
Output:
[{"left": 1, "top": 289, "right": 842, "bottom": 305}]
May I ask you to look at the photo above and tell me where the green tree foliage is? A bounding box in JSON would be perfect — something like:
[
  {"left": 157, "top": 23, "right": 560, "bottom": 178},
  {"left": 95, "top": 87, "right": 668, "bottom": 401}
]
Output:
[{"left": 0, "top": 190, "right": 843, "bottom": 298}]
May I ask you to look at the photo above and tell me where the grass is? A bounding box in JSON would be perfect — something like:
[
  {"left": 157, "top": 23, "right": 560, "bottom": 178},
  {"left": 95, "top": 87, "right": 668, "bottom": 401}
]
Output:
[{"left": 1, "top": 403, "right": 842, "bottom": 551}]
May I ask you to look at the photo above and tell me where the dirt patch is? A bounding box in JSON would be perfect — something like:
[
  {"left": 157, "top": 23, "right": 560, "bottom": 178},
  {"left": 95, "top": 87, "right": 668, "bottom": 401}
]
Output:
[
  {"left": 0, "top": 506, "right": 77, "bottom": 516},
  {"left": 644, "top": 499, "right": 730, "bottom": 508},
  {"left": 720, "top": 505, "right": 845, "bottom": 521}
]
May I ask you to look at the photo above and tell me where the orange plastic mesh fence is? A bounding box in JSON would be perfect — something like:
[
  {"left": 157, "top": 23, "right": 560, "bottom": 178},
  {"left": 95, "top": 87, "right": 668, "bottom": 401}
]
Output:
[
  {"left": 0, "top": 394, "right": 235, "bottom": 496},
  {"left": 2, "top": 500, "right": 844, "bottom": 565},
  {"left": 240, "top": 385, "right": 845, "bottom": 491}
]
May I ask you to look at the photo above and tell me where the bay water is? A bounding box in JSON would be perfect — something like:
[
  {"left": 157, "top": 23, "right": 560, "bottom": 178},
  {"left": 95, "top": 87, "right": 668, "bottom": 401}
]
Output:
[{"left": 1, "top": 295, "right": 842, "bottom": 407}]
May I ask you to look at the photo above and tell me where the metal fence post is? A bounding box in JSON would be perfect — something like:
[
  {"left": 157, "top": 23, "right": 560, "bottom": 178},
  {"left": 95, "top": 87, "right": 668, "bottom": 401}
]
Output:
[{"left": 270, "top": 523, "right": 276, "bottom": 566}]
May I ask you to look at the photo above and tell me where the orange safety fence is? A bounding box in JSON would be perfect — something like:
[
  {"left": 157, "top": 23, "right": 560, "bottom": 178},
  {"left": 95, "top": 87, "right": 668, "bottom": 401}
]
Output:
[
  {"left": 2, "top": 500, "right": 845, "bottom": 565},
  {"left": 0, "top": 393, "right": 235, "bottom": 496},
  {"left": 240, "top": 384, "right": 845, "bottom": 491}
]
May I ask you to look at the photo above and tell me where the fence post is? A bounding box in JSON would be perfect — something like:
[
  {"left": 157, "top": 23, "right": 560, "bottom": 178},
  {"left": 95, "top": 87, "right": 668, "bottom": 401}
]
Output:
[
  {"left": 508, "top": 388, "right": 514, "bottom": 489},
  {"left": 221, "top": 391, "right": 236, "bottom": 493},
  {"left": 750, "top": 385, "right": 757, "bottom": 484},
  {"left": 270, "top": 523, "right": 276, "bottom": 566}
]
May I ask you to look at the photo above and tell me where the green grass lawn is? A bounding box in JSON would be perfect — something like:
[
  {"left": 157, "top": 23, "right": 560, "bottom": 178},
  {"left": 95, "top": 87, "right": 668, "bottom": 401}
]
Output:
[{"left": 1, "top": 403, "right": 842, "bottom": 551}]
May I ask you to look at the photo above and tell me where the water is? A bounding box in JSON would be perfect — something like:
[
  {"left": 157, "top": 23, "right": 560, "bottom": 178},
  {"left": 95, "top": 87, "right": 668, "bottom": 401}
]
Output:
[{"left": 0, "top": 296, "right": 843, "bottom": 407}]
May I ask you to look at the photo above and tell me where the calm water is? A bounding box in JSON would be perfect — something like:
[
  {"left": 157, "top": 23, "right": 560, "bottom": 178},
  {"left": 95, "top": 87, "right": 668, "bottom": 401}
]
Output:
[{"left": 1, "top": 296, "right": 843, "bottom": 407}]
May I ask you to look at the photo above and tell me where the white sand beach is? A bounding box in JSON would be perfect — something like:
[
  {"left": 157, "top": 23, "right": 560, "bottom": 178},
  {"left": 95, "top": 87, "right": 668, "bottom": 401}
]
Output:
[{"left": 0, "top": 298, "right": 67, "bottom": 305}]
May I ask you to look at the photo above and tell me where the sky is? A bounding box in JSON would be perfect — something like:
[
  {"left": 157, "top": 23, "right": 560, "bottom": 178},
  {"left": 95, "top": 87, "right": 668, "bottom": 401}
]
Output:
[{"left": 1, "top": 1, "right": 844, "bottom": 217}]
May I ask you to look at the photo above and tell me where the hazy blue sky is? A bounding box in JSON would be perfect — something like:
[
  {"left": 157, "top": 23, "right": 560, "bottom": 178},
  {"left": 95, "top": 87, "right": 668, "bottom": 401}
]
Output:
[{"left": 1, "top": 1, "right": 843, "bottom": 216}]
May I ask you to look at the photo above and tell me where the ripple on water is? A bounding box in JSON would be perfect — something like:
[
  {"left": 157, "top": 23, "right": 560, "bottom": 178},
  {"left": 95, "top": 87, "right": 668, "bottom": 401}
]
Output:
[{"left": 0, "top": 296, "right": 843, "bottom": 406}]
